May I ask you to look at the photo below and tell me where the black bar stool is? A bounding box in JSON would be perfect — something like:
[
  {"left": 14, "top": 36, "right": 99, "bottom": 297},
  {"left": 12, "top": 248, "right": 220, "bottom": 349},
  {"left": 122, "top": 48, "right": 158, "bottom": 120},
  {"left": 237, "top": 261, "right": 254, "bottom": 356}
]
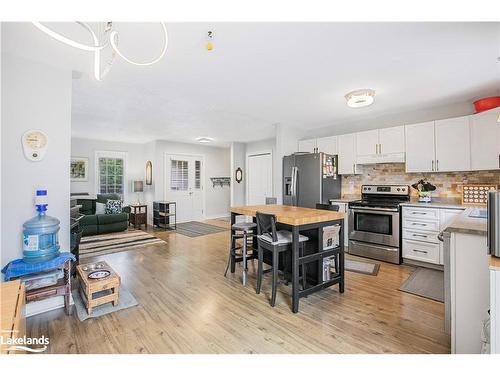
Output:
[
  {"left": 224, "top": 221, "right": 257, "bottom": 286},
  {"left": 255, "top": 212, "right": 308, "bottom": 307}
]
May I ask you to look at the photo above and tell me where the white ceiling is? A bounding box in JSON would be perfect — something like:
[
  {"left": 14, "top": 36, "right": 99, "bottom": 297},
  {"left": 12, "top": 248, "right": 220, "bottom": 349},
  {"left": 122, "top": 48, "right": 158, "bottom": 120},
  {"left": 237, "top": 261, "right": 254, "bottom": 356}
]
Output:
[{"left": 2, "top": 22, "right": 499, "bottom": 146}]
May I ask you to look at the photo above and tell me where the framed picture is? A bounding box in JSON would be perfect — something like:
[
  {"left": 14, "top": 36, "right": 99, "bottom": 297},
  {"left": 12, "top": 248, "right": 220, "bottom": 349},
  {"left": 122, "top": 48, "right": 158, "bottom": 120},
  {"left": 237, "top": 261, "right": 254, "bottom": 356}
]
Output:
[{"left": 71, "top": 157, "right": 89, "bottom": 181}]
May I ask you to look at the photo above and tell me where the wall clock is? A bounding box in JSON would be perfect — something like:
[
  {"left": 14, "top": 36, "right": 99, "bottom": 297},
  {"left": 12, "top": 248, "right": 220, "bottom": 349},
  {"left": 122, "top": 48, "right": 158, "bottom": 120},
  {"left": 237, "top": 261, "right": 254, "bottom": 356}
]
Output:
[
  {"left": 22, "top": 130, "right": 49, "bottom": 161},
  {"left": 235, "top": 167, "right": 243, "bottom": 183}
]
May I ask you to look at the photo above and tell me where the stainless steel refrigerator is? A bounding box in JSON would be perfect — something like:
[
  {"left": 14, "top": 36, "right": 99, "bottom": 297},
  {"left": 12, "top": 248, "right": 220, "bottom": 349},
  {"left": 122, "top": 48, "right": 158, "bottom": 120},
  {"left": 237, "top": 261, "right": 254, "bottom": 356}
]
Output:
[{"left": 283, "top": 152, "right": 341, "bottom": 208}]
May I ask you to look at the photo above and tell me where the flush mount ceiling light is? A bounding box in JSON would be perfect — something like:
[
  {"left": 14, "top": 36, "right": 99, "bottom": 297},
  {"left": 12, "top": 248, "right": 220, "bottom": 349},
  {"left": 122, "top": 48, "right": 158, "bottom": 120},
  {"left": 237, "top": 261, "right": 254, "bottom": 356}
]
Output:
[
  {"left": 32, "top": 22, "right": 168, "bottom": 81},
  {"left": 345, "top": 89, "right": 376, "bottom": 108},
  {"left": 196, "top": 137, "right": 213, "bottom": 143}
]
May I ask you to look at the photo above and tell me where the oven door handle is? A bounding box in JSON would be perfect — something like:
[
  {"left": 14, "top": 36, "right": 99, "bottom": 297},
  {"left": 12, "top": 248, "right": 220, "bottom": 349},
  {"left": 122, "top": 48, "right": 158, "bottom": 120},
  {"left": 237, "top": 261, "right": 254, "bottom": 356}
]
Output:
[{"left": 349, "top": 207, "right": 399, "bottom": 213}]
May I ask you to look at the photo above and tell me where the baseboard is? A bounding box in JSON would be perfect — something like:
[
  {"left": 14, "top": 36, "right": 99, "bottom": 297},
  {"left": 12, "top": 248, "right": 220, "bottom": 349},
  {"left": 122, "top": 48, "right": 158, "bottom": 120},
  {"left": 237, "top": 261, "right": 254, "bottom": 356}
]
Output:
[
  {"left": 25, "top": 294, "right": 74, "bottom": 318},
  {"left": 204, "top": 213, "right": 230, "bottom": 220}
]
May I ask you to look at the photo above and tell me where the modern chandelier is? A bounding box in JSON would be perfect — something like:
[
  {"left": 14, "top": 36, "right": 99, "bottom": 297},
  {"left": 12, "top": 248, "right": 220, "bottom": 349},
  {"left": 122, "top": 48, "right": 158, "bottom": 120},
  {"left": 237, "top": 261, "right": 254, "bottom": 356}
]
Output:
[{"left": 32, "top": 22, "right": 168, "bottom": 81}]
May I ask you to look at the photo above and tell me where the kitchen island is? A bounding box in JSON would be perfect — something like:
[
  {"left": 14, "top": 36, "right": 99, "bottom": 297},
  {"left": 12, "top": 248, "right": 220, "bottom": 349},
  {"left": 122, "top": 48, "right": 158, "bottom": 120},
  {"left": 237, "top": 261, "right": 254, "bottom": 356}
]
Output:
[
  {"left": 441, "top": 207, "right": 489, "bottom": 353},
  {"left": 229, "top": 204, "right": 345, "bottom": 313}
]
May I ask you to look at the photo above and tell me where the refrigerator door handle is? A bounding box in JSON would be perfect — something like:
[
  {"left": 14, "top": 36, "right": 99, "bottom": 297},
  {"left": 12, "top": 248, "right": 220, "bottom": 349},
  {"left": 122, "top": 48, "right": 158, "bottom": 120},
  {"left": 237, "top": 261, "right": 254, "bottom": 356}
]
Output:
[
  {"left": 292, "top": 166, "right": 298, "bottom": 206},
  {"left": 488, "top": 192, "right": 495, "bottom": 255}
]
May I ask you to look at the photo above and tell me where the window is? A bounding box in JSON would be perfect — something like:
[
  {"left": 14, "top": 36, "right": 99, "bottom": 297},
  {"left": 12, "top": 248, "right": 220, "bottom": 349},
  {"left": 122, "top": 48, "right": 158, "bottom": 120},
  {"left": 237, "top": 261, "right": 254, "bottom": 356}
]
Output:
[
  {"left": 195, "top": 160, "right": 201, "bottom": 189},
  {"left": 171, "top": 159, "right": 188, "bottom": 191},
  {"left": 98, "top": 157, "right": 125, "bottom": 198}
]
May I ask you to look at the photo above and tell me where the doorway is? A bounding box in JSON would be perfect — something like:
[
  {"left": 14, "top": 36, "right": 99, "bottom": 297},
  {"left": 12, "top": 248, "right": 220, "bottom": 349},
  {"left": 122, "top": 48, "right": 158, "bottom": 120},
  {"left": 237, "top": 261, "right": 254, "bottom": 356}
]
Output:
[
  {"left": 164, "top": 153, "right": 205, "bottom": 223},
  {"left": 246, "top": 152, "right": 273, "bottom": 205}
]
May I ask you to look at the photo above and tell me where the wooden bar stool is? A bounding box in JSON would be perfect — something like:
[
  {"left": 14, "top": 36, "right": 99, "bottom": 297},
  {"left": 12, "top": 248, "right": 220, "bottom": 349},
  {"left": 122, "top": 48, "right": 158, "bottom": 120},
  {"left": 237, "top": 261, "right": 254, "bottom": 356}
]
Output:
[
  {"left": 255, "top": 212, "right": 309, "bottom": 307},
  {"left": 224, "top": 221, "right": 257, "bottom": 286}
]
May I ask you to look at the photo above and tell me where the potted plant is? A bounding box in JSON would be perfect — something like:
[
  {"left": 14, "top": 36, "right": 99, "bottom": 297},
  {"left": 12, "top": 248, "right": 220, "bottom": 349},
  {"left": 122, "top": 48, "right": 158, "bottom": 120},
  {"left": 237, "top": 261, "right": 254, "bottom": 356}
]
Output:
[{"left": 411, "top": 179, "right": 436, "bottom": 202}]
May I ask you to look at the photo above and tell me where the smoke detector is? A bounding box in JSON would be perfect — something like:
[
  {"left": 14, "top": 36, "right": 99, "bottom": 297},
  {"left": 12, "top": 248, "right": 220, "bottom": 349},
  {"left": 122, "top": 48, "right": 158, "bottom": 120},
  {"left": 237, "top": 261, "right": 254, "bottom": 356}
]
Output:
[{"left": 345, "top": 89, "right": 376, "bottom": 108}]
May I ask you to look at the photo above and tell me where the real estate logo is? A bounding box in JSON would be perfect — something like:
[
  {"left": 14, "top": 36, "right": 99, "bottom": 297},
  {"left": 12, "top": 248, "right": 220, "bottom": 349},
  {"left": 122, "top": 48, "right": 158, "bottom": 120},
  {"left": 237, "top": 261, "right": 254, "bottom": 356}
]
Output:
[{"left": 0, "top": 330, "right": 49, "bottom": 353}]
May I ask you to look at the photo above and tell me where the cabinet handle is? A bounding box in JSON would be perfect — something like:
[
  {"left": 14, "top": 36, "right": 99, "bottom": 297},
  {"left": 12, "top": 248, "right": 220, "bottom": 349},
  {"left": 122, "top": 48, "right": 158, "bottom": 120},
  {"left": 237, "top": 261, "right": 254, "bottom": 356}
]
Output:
[
  {"left": 413, "top": 249, "right": 428, "bottom": 254},
  {"left": 379, "top": 144, "right": 382, "bottom": 154},
  {"left": 431, "top": 160, "right": 434, "bottom": 171},
  {"left": 436, "top": 160, "right": 439, "bottom": 171},
  {"left": 412, "top": 222, "right": 427, "bottom": 226},
  {"left": 411, "top": 211, "right": 427, "bottom": 215},
  {"left": 412, "top": 233, "right": 428, "bottom": 238},
  {"left": 353, "top": 163, "right": 355, "bottom": 173}
]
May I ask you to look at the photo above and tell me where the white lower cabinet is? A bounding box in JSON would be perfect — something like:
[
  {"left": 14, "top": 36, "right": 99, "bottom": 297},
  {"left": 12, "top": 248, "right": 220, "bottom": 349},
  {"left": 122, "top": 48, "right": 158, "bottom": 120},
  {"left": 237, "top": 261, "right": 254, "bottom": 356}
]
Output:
[
  {"left": 402, "top": 206, "right": 464, "bottom": 266},
  {"left": 403, "top": 239, "right": 440, "bottom": 264}
]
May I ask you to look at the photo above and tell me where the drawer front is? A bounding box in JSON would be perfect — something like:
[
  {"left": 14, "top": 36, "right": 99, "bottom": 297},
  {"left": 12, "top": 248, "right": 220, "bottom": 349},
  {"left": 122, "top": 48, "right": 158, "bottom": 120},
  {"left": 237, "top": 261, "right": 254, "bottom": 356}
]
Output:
[
  {"left": 403, "top": 218, "right": 440, "bottom": 232},
  {"left": 403, "top": 239, "right": 440, "bottom": 264},
  {"left": 402, "top": 207, "right": 439, "bottom": 221},
  {"left": 402, "top": 228, "right": 440, "bottom": 244}
]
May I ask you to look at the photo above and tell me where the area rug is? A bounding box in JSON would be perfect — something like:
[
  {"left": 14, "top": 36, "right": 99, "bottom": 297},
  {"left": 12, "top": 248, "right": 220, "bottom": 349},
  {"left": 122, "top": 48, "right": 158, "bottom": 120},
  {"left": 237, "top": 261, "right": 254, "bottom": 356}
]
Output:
[
  {"left": 399, "top": 267, "right": 444, "bottom": 302},
  {"left": 175, "top": 221, "right": 228, "bottom": 237},
  {"left": 72, "top": 286, "right": 138, "bottom": 321},
  {"left": 79, "top": 229, "right": 165, "bottom": 259},
  {"left": 345, "top": 259, "right": 380, "bottom": 276}
]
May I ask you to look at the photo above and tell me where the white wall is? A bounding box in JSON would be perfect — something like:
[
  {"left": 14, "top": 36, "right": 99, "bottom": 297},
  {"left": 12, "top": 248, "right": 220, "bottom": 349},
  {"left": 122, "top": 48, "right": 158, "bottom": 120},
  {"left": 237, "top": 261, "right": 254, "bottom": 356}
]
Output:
[
  {"left": 1, "top": 53, "right": 72, "bottom": 268},
  {"left": 153, "top": 140, "right": 231, "bottom": 219},
  {"left": 230, "top": 142, "right": 246, "bottom": 206},
  {"left": 71, "top": 138, "right": 147, "bottom": 204}
]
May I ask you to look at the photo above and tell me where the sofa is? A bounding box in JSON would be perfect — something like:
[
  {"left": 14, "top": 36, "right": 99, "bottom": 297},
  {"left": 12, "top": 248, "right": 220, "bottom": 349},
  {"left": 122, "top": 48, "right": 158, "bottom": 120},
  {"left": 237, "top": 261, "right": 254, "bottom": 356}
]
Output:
[{"left": 77, "top": 194, "right": 131, "bottom": 236}]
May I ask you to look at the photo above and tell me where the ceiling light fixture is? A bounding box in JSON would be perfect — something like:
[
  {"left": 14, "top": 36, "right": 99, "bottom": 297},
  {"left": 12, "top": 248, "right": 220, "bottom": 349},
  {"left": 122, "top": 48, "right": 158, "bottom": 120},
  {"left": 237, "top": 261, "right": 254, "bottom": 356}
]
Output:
[
  {"left": 32, "top": 22, "right": 168, "bottom": 81},
  {"left": 345, "top": 89, "right": 376, "bottom": 108},
  {"left": 196, "top": 137, "right": 213, "bottom": 143}
]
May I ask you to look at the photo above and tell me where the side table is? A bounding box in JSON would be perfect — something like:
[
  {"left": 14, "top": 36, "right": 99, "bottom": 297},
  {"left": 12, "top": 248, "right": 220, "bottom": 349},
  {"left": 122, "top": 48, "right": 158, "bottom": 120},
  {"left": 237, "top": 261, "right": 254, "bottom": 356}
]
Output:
[{"left": 129, "top": 204, "right": 147, "bottom": 229}]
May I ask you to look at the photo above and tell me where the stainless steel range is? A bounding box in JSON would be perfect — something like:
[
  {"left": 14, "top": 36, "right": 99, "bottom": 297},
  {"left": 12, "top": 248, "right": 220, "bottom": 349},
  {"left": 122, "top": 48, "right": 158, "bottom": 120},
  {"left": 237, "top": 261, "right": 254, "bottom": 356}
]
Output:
[{"left": 348, "top": 184, "right": 410, "bottom": 264}]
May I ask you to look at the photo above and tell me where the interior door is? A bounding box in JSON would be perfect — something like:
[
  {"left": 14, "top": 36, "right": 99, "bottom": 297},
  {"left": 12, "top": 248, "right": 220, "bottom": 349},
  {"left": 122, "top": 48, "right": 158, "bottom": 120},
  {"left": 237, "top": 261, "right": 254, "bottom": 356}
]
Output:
[
  {"left": 165, "top": 154, "right": 204, "bottom": 222},
  {"left": 435, "top": 116, "right": 471, "bottom": 172},
  {"left": 247, "top": 153, "right": 272, "bottom": 205}
]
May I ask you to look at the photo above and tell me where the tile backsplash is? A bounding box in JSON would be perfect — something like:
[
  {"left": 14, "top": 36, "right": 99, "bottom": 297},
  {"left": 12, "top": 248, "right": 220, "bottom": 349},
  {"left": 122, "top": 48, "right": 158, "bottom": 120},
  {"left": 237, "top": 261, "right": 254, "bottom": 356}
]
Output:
[{"left": 341, "top": 163, "right": 500, "bottom": 198}]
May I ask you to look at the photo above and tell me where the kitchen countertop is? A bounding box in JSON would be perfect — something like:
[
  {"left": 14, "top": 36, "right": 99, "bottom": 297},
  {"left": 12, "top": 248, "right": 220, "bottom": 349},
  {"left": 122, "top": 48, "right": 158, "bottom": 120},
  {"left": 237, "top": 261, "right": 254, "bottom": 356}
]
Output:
[
  {"left": 443, "top": 207, "right": 487, "bottom": 236},
  {"left": 400, "top": 197, "right": 468, "bottom": 210},
  {"left": 230, "top": 204, "right": 345, "bottom": 226},
  {"left": 329, "top": 195, "right": 361, "bottom": 203}
]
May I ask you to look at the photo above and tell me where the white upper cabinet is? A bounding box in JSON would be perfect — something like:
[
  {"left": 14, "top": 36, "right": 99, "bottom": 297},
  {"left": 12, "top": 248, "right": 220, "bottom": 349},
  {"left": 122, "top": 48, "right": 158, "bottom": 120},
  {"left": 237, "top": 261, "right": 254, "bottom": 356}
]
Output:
[
  {"left": 405, "top": 121, "right": 435, "bottom": 172},
  {"left": 316, "top": 136, "right": 338, "bottom": 155},
  {"left": 356, "top": 129, "right": 379, "bottom": 157},
  {"left": 470, "top": 107, "right": 500, "bottom": 170},
  {"left": 338, "top": 133, "right": 359, "bottom": 175},
  {"left": 379, "top": 125, "right": 405, "bottom": 155},
  {"left": 356, "top": 126, "right": 405, "bottom": 164},
  {"left": 434, "top": 116, "right": 471, "bottom": 172},
  {"left": 298, "top": 139, "right": 317, "bottom": 153}
]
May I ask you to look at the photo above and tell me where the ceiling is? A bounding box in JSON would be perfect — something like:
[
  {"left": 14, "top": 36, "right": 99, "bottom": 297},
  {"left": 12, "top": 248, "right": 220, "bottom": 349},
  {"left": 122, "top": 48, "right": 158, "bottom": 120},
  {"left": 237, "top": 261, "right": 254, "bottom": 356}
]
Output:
[{"left": 2, "top": 22, "right": 499, "bottom": 146}]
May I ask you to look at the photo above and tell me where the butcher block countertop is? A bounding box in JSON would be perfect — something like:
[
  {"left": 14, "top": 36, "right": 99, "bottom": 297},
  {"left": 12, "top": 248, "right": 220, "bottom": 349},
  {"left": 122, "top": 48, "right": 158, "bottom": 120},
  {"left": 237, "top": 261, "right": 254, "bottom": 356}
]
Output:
[{"left": 230, "top": 204, "right": 345, "bottom": 226}]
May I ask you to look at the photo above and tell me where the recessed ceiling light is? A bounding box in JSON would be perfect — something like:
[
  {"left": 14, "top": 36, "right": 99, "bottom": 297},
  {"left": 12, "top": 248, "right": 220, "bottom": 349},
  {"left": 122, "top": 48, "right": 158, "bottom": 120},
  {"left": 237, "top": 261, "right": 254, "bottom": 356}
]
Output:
[
  {"left": 345, "top": 89, "right": 376, "bottom": 108},
  {"left": 196, "top": 137, "right": 213, "bottom": 143}
]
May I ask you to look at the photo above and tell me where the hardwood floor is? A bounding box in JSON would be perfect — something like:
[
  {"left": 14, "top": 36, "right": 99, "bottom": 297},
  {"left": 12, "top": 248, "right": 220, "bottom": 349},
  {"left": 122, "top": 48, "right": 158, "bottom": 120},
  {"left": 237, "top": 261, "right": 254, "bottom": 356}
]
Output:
[{"left": 27, "top": 219, "right": 450, "bottom": 354}]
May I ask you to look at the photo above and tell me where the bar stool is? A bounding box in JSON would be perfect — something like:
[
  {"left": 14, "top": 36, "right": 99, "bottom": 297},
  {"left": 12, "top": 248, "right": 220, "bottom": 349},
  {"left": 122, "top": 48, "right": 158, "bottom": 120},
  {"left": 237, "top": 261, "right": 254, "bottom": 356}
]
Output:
[
  {"left": 224, "top": 221, "right": 257, "bottom": 286},
  {"left": 255, "top": 212, "right": 309, "bottom": 307}
]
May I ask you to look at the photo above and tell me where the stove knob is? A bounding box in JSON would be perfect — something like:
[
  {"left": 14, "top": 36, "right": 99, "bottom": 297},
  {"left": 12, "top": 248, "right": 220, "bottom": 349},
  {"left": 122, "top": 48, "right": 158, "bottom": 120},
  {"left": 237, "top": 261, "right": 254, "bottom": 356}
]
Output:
[
  {"left": 367, "top": 187, "right": 371, "bottom": 191},
  {"left": 397, "top": 188, "right": 400, "bottom": 191}
]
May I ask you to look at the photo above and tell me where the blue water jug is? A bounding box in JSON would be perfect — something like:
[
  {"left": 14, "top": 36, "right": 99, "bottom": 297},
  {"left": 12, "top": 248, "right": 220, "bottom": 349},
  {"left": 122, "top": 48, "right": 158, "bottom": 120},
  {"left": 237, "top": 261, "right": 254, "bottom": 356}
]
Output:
[{"left": 22, "top": 189, "right": 60, "bottom": 263}]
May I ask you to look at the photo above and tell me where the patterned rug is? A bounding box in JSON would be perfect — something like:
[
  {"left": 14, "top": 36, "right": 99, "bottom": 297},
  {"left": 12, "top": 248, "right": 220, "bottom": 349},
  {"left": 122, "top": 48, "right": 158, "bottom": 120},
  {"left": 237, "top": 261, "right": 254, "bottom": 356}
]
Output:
[
  {"left": 175, "top": 221, "right": 228, "bottom": 237},
  {"left": 79, "top": 229, "right": 165, "bottom": 259}
]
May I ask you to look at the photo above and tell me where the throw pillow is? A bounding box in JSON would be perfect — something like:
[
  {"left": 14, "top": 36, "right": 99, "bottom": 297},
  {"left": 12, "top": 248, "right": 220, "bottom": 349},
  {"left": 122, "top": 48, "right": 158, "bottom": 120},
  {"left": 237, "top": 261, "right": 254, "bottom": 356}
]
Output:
[
  {"left": 95, "top": 202, "right": 106, "bottom": 214},
  {"left": 105, "top": 199, "right": 123, "bottom": 214}
]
